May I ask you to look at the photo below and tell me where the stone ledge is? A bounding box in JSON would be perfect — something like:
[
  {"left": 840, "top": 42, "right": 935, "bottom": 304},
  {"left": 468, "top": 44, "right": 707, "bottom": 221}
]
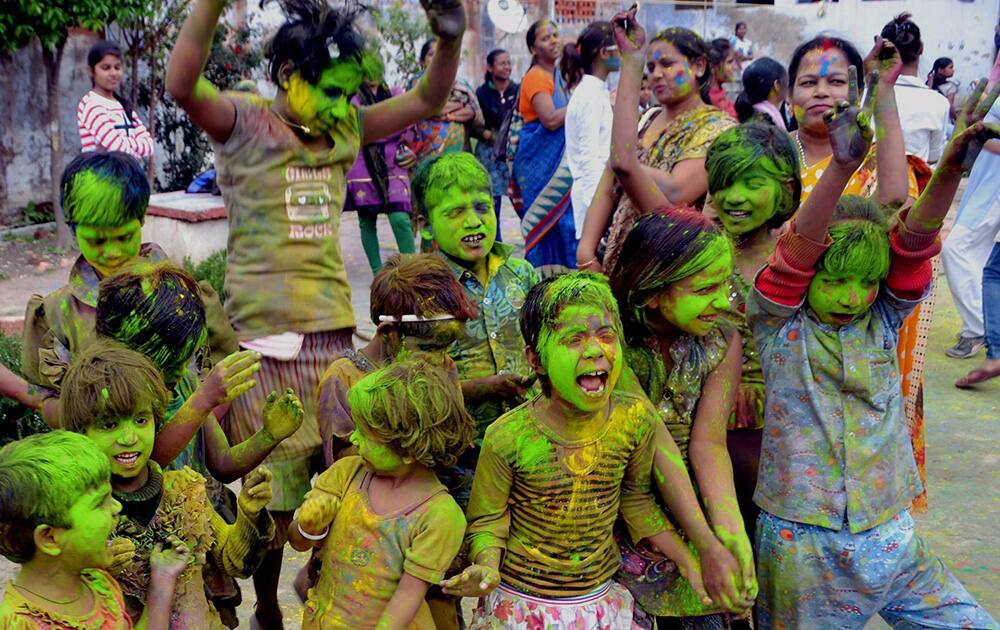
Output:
[{"left": 148, "top": 191, "right": 228, "bottom": 223}]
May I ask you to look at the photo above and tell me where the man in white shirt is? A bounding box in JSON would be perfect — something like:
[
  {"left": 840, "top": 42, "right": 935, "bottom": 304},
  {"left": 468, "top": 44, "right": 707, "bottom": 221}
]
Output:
[{"left": 882, "top": 13, "right": 950, "bottom": 165}]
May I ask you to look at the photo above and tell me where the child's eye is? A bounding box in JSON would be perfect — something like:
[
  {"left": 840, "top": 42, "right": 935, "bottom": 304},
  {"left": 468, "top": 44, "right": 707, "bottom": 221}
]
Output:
[
  {"left": 135, "top": 416, "right": 151, "bottom": 426},
  {"left": 324, "top": 86, "right": 343, "bottom": 100}
]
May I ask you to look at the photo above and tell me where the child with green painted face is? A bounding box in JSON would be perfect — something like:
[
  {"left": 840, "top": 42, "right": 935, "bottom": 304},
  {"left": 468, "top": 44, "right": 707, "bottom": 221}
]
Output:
[
  {"left": 443, "top": 272, "right": 702, "bottom": 628},
  {"left": 750, "top": 72, "right": 1000, "bottom": 626},
  {"left": 604, "top": 12, "right": 756, "bottom": 623},
  {"left": 60, "top": 341, "right": 277, "bottom": 628},
  {"left": 289, "top": 360, "right": 472, "bottom": 629},
  {"left": 166, "top": 2, "right": 467, "bottom": 619},
  {"left": 411, "top": 152, "right": 538, "bottom": 442},
  {"left": 0, "top": 430, "right": 190, "bottom": 629},
  {"left": 20, "top": 151, "right": 238, "bottom": 428}
]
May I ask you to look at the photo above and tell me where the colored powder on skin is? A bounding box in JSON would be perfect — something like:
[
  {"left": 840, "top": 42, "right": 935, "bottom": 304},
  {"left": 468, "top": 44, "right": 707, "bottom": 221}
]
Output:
[{"left": 818, "top": 53, "right": 838, "bottom": 78}]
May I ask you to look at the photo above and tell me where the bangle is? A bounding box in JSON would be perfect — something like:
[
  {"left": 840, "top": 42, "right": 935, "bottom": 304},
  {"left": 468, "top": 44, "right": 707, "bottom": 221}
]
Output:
[{"left": 297, "top": 522, "right": 329, "bottom": 541}]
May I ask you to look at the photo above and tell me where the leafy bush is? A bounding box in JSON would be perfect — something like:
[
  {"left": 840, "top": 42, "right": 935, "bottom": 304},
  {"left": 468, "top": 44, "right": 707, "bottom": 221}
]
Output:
[
  {"left": 0, "top": 334, "right": 48, "bottom": 448},
  {"left": 183, "top": 249, "right": 227, "bottom": 304}
]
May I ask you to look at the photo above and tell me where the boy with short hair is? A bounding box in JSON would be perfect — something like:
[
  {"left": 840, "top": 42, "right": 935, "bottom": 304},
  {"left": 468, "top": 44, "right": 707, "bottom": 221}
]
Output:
[
  {"left": 0, "top": 430, "right": 186, "bottom": 629},
  {"left": 60, "top": 341, "right": 277, "bottom": 627},
  {"left": 749, "top": 79, "right": 1000, "bottom": 627}
]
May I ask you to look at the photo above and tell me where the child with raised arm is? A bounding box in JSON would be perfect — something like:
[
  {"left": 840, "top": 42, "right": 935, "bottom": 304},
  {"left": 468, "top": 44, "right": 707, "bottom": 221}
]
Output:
[
  {"left": 442, "top": 272, "right": 700, "bottom": 629},
  {"left": 750, "top": 68, "right": 1000, "bottom": 627},
  {"left": 289, "top": 361, "right": 473, "bottom": 629},
  {"left": 165, "top": 2, "right": 466, "bottom": 619},
  {"left": 0, "top": 431, "right": 188, "bottom": 630},
  {"left": 60, "top": 342, "right": 277, "bottom": 628}
]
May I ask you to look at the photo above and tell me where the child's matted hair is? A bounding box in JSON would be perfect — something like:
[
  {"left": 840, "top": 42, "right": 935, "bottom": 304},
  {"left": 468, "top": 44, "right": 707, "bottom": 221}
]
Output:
[
  {"left": 347, "top": 361, "right": 473, "bottom": 469},
  {"left": 96, "top": 262, "right": 208, "bottom": 380},
  {"left": 263, "top": 0, "right": 382, "bottom": 86},
  {"left": 0, "top": 431, "right": 110, "bottom": 563},
  {"left": 609, "top": 210, "right": 732, "bottom": 344},
  {"left": 819, "top": 195, "right": 891, "bottom": 282},
  {"left": 370, "top": 253, "right": 479, "bottom": 334},
  {"left": 520, "top": 271, "right": 622, "bottom": 355},
  {"left": 707, "top": 122, "right": 801, "bottom": 228},
  {"left": 410, "top": 152, "right": 492, "bottom": 220},
  {"left": 60, "top": 340, "right": 170, "bottom": 435},
  {"left": 60, "top": 151, "right": 150, "bottom": 228}
]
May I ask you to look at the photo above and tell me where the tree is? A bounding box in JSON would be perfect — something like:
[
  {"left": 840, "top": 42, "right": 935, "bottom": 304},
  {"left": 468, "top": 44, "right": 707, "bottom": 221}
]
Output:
[
  {"left": 0, "top": 0, "right": 144, "bottom": 246},
  {"left": 370, "top": 0, "right": 433, "bottom": 86}
]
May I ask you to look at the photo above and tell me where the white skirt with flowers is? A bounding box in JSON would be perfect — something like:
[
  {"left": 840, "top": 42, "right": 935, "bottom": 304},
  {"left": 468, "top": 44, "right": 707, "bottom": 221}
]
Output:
[{"left": 469, "top": 581, "right": 640, "bottom": 629}]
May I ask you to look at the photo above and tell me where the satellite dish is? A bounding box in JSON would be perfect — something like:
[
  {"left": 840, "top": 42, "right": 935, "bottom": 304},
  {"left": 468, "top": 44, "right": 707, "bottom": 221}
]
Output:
[{"left": 487, "top": 0, "right": 530, "bottom": 34}]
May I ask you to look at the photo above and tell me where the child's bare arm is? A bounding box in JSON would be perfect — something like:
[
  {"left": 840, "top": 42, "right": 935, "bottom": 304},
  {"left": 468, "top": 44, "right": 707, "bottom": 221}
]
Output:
[
  {"left": 906, "top": 80, "right": 1000, "bottom": 234},
  {"left": 576, "top": 167, "right": 619, "bottom": 271},
  {"left": 165, "top": 0, "right": 236, "bottom": 143},
  {"left": 140, "top": 537, "right": 191, "bottom": 630},
  {"left": 865, "top": 38, "right": 910, "bottom": 207},
  {"left": 376, "top": 574, "right": 432, "bottom": 630},
  {"left": 361, "top": 1, "right": 465, "bottom": 144}
]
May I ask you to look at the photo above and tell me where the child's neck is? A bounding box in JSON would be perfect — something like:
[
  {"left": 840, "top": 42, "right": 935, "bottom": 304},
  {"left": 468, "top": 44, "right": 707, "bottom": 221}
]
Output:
[
  {"left": 446, "top": 252, "right": 490, "bottom": 286},
  {"left": 733, "top": 225, "right": 776, "bottom": 278},
  {"left": 368, "top": 463, "right": 440, "bottom": 515},
  {"left": 14, "top": 559, "right": 91, "bottom": 616},
  {"left": 111, "top": 461, "right": 151, "bottom": 494},
  {"left": 360, "top": 336, "right": 390, "bottom": 366},
  {"left": 537, "top": 395, "right": 610, "bottom": 441}
]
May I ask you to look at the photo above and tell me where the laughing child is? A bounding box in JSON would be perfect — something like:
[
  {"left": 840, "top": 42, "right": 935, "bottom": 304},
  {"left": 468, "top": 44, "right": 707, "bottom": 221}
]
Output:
[
  {"left": 60, "top": 342, "right": 277, "bottom": 628},
  {"left": 289, "top": 361, "right": 473, "bottom": 629},
  {"left": 749, "top": 70, "right": 1000, "bottom": 626},
  {"left": 442, "top": 272, "right": 700, "bottom": 629},
  {"left": 20, "top": 151, "right": 236, "bottom": 427},
  {"left": 0, "top": 430, "right": 189, "bottom": 629}
]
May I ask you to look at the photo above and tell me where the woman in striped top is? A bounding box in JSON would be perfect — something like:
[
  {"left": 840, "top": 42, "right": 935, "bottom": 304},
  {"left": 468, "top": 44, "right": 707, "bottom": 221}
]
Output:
[{"left": 77, "top": 41, "right": 154, "bottom": 160}]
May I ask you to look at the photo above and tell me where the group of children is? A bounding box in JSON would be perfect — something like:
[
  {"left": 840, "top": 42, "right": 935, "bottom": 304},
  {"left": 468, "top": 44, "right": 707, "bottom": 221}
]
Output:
[{"left": 1, "top": 2, "right": 999, "bottom": 629}]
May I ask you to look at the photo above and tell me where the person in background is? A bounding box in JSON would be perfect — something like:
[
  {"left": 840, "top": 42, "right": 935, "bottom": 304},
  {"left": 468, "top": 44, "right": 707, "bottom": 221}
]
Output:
[
  {"left": 927, "top": 57, "right": 960, "bottom": 121},
  {"left": 639, "top": 73, "right": 653, "bottom": 111},
  {"left": 563, "top": 21, "right": 619, "bottom": 241},
  {"left": 78, "top": 40, "right": 154, "bottom": 161},
  {"left": 734, "top": 57, "right": 788, "bottom": 129},
  {"left": 729, "top": 22, "right": 753, "bottom": 72},
  {"left": 882, "top": 13, "right": 950, "bottom": 166},
  {"left": 708, "top": 39, "right": 739, "bottom": 118},
  {"left": 475, "top": 48, "right": 519, "bottom": 242}
]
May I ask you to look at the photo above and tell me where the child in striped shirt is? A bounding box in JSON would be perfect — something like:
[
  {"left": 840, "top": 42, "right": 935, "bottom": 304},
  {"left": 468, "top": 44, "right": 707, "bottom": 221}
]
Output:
[{"left": 78, "top": 41, "right": 154, "bottom": 160}]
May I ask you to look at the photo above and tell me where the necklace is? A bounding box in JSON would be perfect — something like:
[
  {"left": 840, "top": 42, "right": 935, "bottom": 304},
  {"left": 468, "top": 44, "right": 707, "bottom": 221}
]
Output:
[
  {"left": 270, "top": 108, "right": 317, "bottom": 137},
  {"left": 793, "top": 131, "right": 809, "bottom": 168},
  {"left": 12, "top": 580, "right": 85, "bottom": 606}
]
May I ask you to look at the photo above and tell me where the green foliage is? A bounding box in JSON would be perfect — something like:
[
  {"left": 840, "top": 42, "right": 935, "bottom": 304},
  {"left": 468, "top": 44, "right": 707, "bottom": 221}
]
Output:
[
  {"left": 370, "top": 1, "right": 432, "bottom": 84},
  {"left": 0, "top": 0, "right": 145, "bottom": 54},
  {"left": 0, "top": 335, "right": 48, "bottom": 448},
  {"left": 20, "top": 201, "right": 54, "bottom": 226},
  {"left": 183, "top": 249, "right": 227, "bottom": 304}
]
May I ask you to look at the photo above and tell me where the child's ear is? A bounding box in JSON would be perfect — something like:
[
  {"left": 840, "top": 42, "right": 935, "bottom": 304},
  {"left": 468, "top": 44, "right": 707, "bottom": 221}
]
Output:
[
  {"left": 525, "top": 346, "right": 544, "bottom": 375},
  {"left": 278, "top": 62, "right": 295, "bottom": 90},
  {"left": 33, "top": 524, "right": 63, "bottom": 558}
]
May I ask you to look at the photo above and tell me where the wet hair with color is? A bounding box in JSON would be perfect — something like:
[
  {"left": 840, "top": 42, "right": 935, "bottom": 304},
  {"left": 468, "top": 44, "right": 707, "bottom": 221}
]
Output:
[
  {"left": 0, "top": 431, "right": 110, "bottom": 563},
  {"left": 818, "top": 195, "right": 891, "bottom": 281},
  {"left": 734, "top": 57, "right": 788, "bottom": 123},
  {"left": 348, "top": 361, "right": 474, "bottom": 468},
  {"left": 410, "top": 152, "right": 492, "bottom": 220},
  {"left": 650, "top": 27, "right": 713, "bottom": 104},
  {"left": 60, "top": 151, "right": 150, "bottom": 229},
  {"left": 609, "top": 209, "right": 731, "bottom": 344},
  {"left": 60, "top": 340, "right": 170, "bottom": 435},
  {"left": 520, "top": 271, "right": 622, "bottom": 354},
  {"left": 706, "top": 121, "right": 801, "bottom": 227}
]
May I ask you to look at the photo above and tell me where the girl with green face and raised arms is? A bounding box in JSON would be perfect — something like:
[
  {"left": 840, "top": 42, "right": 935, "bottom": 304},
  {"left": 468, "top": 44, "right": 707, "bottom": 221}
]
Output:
[
  {"left": 441, "top": 272, "right": 700, "bottom": 628},
  {"left": 748, "top": 60, "right": 1000, "bottom": 626},
  {"left": 0, "top": 430, "right": 190, "bottom": 629},
  {"left": 166, "top": 2, "right": 466, "bottom": 621},
  {"left": 60, "top": 341, "right": 278, "bottom": 628},
  {"left": 288, "top": 361, "right": 473, "bottom": 630}
]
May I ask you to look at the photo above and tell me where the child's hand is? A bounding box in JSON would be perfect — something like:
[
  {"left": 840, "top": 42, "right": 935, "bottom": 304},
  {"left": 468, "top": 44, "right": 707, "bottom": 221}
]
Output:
[
  {"left": 487, "top": 374, "right": 534, "bottom": 400},
  {"left": 940, "top": 78, "right": 1000, "bottom": 172},
  {"left": 698, "top": 541, "right": 751, "bottom": 613},
  {"left": 864, "top": 36, "right": 903, "bottom": 87},
  {"left": 237, "top": 466, "right": 272, "bottom": 517},
  {"left": 107, "top": 537, "right": 136, "bottom": 577},
  {"left": 297, "top": 495, "right": 340, "bottom": 537},
  {"left": 197, "top": 350, "right": 261, "bottom": 409},
  {"left": 714, "top": 524, "right": 757, "bottom": 602},
  {"left": 420, "top": 0, "right": 466, "bottom": 41},
  {"left": 262, "top": 388, "right": 304, "bottom": 444},
  {"left": 824, "top": 65, "right": 875, "bottom": 169},
  {"left": 439, "top": 564, "right": 500, "bottom": 597},
  {"left": 611, "top": 6, "right": 645, "bottom": 56},
  {"left": 673, "top": 545, "right": 711, "bottom": 608},
  {"left": 149, "top": 535, "right": 191, "bottom": 584}
]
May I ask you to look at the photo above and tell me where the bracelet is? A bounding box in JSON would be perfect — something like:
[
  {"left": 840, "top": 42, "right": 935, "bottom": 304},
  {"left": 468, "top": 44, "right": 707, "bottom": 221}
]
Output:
[{"left": 297, "top": 522, "right": 329, "bottom": 541}]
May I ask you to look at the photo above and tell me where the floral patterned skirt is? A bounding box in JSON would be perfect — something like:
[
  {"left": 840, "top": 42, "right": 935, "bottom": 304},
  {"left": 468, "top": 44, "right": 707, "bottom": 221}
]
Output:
[{"left": 469, "top": 581, "right": 639, "bottom": 629}]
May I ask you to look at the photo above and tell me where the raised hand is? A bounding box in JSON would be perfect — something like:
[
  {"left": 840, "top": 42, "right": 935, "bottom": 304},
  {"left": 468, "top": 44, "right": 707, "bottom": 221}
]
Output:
[
  {"left": 864, "top": 36, "right": 903, "bottom": 86},
  {"left": 824, "top": 65, "right": 875, "bottom": 168},
  {"left": 262, "top": 388, "right": 304, "bottom": 444},
  {"left": 941, "top": 78, "right": 1000, "bottom": 171},
  {"left": 297, "top": 494, "right": 341, "bottom": 537},
  {"left": 611, "top": 5, "right": 645, "bottom": 56},
  {"left": 237, "top": 466, "right": 273, "bottom": 517},
  {"left": 420, "top": 0, "right": 466, "bottom": 40},
  {"left": 149, "top": 535, "right": 192, "bottom": 584},
  {"left": 439, "top": 563, "right": 501, "bottom": 597},
  {"left": 197, "top": 350, "right": 261, "bottom": 409}
]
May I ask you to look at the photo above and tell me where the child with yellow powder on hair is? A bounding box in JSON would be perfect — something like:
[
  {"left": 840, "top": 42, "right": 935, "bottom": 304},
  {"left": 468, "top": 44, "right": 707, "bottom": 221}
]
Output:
[{"left": 290, "top": 360, "right": 473, "bottom": 629}]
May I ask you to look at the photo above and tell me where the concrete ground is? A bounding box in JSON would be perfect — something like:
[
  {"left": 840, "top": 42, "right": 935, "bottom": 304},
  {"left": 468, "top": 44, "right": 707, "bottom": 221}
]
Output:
[{"left": 0, "top": 201, "right": 997, "bottom": 626}]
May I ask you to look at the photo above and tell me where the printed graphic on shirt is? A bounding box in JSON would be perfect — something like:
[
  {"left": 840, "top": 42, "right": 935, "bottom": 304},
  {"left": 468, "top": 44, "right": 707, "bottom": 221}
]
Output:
[{"left": 284, "top": 166, "right": 335, "bottom": 240}]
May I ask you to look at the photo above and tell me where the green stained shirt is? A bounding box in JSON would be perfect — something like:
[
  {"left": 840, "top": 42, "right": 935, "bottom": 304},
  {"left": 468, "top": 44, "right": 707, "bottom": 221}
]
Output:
[
  {"left": 213, "top": 97, "right": 363, "bottom": 340},
  {"left": 440, "top": 243, "right": 538, "bottom": 438}
]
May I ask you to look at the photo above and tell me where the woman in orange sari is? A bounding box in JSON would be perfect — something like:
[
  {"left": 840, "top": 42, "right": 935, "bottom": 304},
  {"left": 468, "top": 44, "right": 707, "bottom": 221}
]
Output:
[{"left": 789, "top": 34, "right": 932, "bottom": 511}]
